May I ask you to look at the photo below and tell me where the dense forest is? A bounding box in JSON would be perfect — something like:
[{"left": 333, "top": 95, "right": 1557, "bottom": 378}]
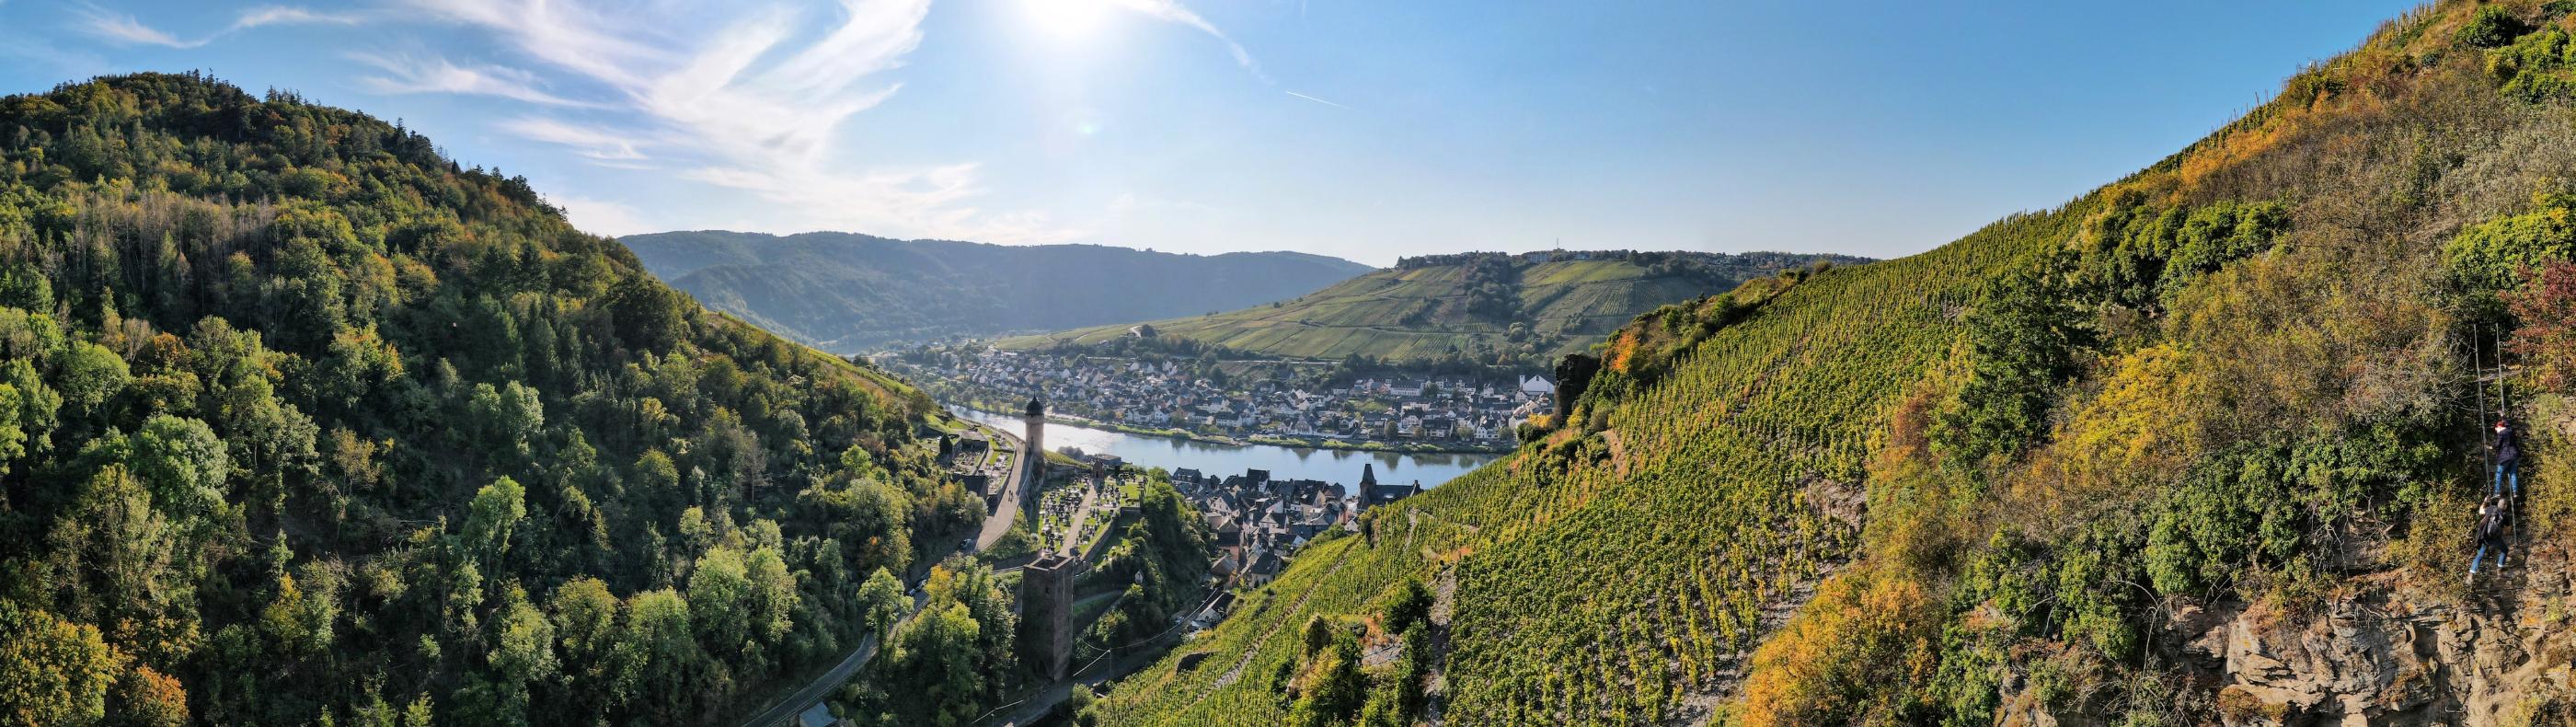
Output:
[
  {"left": 0, "top": 74, "right": 995, "bottom": 725},
  {"left": 623, "top": 230, "right": 1373, "bottom": 354},
  {"left": 998, "top": 249, "right": 1868, "bottom": 368},
  {"left": 1097, "top": 1, "right": 2576, "bottom": 724}
]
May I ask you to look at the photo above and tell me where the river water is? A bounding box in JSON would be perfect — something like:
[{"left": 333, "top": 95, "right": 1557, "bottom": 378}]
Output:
[{"left": 948, "top": 406, "right": 1501, "bottom": 490}]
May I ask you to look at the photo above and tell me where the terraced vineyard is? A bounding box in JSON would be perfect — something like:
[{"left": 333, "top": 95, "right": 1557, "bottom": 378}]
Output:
[
  {"left": 1101, "top": 4, "right": 2576, "bottom": 724},
  {"left": 1094, "top": 211, "right": 2063, "bottom": 723},
  {"left": 998, "top": 251, "right": 1866, "bottom": 365}
]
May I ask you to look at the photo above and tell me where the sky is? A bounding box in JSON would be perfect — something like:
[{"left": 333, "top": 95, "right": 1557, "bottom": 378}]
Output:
[{"left": 0, "top": 0, "right": 2424, "bottom": 266}]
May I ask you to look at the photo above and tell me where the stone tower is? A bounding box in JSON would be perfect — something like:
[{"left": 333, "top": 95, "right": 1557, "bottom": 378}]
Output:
[
  {"left": 1358, "top": 462, "right": 1378, "bottom": 507},
  {"left": 1020, "top": 553, "right": 1078, "bottom": 680},
  {"left": 1023, "top": 397, "right": 1047, "bottom": 490}
]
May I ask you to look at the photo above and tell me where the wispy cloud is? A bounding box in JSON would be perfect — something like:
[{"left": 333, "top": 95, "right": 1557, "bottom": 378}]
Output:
[
  {"left": 1107, "top": 0, "right": 1266, "bottom": 82},
  {"left": 77, "top": 4, "right": 362, "bottom": 49},
  {"left": 232, "top": 6, "right": 364, "bottom": 30},
  {"left": 548, "top": 194, "right": 655, "bottom": 237},
  {"left": 405, "top": 0, "right": 1082, "bottom": 242},
  {"left": 498, "top": 116, "right": 649, "bottom": 162},
  {"left": 353, "top": 52, "right": 598, "bottom": 108},
  {"left": 78, "top": 6, "right": 202, "bottom": 48},
  {"left": 1285, "top": 91, "right": 1351, "bottom": 110}
]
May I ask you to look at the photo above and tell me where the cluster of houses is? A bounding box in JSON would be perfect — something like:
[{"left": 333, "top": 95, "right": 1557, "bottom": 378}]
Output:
[
  {"left": 1177, "top": 464, "right": 1420, "bottom": 596},
  {"left": 902, "top": 349, "right": 1556, "bottom": 447}
]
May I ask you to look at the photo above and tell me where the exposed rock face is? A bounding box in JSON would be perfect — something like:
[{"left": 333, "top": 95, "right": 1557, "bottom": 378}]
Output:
[{"left": 2172, "top": 570, "right": 2576, "bottom": 726}]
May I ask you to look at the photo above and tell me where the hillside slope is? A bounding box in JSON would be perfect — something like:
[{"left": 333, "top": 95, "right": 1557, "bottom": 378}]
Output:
[
  {"left": 623, "top": 230, "right": 1373, "bottom": 353},
  {"left": 0, "top": 75, "right": 997, "bottom": 725},
  {"left": 999, "top": 250, "right": 1867, "bottom": 366},
  {"left": 1097, "top": 3, "right": 2576, "bottom": 725}
]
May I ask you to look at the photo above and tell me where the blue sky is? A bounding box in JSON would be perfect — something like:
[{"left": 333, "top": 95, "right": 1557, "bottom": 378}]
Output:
[{"left": 1, "top": 1, "right": 2421, "bottom": 265}]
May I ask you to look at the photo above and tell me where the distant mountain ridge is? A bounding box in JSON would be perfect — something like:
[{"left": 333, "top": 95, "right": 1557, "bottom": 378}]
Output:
[
  {"left": 623, "top": 230, "right": 1374, "bottom": 353},
  {"left": 1000, "top": 248, "right": 1871, "bottom": 366}
]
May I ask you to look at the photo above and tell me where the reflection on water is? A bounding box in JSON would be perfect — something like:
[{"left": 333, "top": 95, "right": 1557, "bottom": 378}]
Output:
[{"left": 948, "top": 406, "right": 1501, "bottom": 490}]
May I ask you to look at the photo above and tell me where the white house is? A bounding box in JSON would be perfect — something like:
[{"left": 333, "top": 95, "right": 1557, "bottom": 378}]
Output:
[{"left": 1520, "top": 375, "right": 1557, "bottom": 398}]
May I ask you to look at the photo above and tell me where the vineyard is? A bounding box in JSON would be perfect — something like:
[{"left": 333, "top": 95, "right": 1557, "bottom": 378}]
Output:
[
  {"left": 997, "top": 252, "right": 1867, "bottom": 367},
  {"left": 1091, "top": 205, "right": 2067, "bottom": 722},
  {"left": 1098, "top": 2, "right": 2576, "bottom": 724}
]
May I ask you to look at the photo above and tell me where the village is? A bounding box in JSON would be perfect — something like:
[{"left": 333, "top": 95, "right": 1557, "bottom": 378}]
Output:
[
  {"left": 889, "top": 347, "right": 1556, "bottom": 452},
  {"left": 1165, "top": 461, "right": 1422, "bottom": 630}
]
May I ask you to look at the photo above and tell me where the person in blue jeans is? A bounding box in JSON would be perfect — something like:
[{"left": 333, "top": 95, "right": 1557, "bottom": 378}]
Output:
[
  {"left": 2492, "top": 420, "right": 2521, "bottom": 499},
  {"left": 2469, "top": 493, "right": 2511, "bottom": 583}
]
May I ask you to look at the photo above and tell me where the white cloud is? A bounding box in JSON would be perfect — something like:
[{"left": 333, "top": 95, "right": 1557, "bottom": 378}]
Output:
[
  {"left": 403, "top": 0, "right": 1084, "bottom": 243},
  {"left": 550, "top": 194, "right": 656, "bottom": 237},
  {"left": 77, "top": 4, "right": 363, "bottom": 48},
  {"left": 78, "top": 7, "right": 203, "bottom": 48},
  {"left": 232, "top": 6, "right": 364, "bottom": 30},
  {"left": 498, "top": 116, "right": 649, "bottom": 162},
  {"left": 354, "top": 53, "right": 597, "bottom": 108},
  {"left": 1108, "top": 0, "right": 1265, "bottom": 82}
]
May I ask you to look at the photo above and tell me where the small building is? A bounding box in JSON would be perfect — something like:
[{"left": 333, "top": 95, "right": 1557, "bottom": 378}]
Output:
[
  {"left": 1241, "top": 552, "right": 1284, "bottom": 587},
  {"left": 1520, "top": 375, "right": 1557, "bottom": 397}
]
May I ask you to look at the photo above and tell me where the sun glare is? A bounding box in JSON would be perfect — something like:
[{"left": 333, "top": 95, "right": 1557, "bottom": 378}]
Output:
[{"left": 1023, "top": 0, "right": 1114, "bottom": 41}]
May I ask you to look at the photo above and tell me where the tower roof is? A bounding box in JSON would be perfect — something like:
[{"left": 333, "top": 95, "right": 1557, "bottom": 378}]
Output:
[{"left": 1025, "top": 398, "right": 1046, "bottom": 416}]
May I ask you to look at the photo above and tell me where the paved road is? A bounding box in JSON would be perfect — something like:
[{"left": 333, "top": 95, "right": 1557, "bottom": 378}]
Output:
[
  {"left": 742, "top": 420, "right": 1026, "bottom": 726},
  {"left": 978, "top": 423, "right": 1033, "bottom": 550},
  {"left": 736, "top": 632, "right": 880, "bottom": 727},
  {"left": 736, "top": 588, "right": 937, "bottom": 727}
]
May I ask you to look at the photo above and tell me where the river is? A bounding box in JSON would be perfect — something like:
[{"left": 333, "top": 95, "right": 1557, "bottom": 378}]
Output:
[{"left": 948, "top": 406, "right": 1501, "bottom": 490}]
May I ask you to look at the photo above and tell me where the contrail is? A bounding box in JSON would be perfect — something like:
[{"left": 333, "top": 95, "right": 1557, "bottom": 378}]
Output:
[{"left": 1285, "top": 90, "right": 1351, "bottom": 110}]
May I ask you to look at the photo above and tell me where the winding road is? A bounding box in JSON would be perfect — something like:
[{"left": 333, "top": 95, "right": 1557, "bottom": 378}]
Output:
[{"left": 738, "top": 419, "right": 1036, "bottom": 727}]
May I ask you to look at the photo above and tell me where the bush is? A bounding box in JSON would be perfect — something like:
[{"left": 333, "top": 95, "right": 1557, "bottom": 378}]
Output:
[
  {"left": 2460, "top": 6, "right": 2531, "bottom": 48},
  {"left": 1738, "top": 567, "right": 1938, "bottom": 727}
]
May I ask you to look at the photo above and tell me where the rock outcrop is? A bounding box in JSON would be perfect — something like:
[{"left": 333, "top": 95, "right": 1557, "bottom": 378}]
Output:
[{"left": 2172, "top": 569, "right": 2576, "bottom": 726}]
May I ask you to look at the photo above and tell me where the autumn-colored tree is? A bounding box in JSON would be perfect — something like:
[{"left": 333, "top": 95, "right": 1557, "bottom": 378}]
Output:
[
  {"left": 1738, "top": 568, "right": 1938, "bottom": 727},
  {"left": 0, "top": 602, "right": 124, "bottom": 726}
]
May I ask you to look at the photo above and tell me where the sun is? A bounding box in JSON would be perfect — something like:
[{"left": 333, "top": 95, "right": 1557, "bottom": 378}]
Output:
[{"left": 1023, "top": 0, "right": 1115, "bottom": 41}]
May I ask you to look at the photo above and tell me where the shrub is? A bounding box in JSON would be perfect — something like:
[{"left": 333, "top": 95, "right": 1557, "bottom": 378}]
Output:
[
  {"left": 2459, "top": 6, "right": 2531, "bottom": 49},
  {"left": 1738, "top": 567, "right": 1938, "bottom": 727}
]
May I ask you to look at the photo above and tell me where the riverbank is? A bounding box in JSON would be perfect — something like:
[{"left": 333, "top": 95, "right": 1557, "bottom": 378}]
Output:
[{"left": 947, "top": 399, "right": 1516, "bottom": 456}]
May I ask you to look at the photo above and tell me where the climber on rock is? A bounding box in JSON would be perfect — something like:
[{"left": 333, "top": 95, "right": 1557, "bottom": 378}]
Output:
[
  {"left": 2468, "top": 492, "right": 2511, "bottom": 583},
  {"left": 2491, "top": 419, "right": 2521, "bottom": 501}
]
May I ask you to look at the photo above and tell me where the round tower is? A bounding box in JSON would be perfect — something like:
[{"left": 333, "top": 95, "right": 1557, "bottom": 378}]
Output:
[{"left": 1022, "top": 398, "right": 1047, "bottom": 486}]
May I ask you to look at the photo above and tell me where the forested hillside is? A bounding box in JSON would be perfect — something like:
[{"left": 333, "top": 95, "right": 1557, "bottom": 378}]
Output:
[
  {"left": 999, "top": 249, "right": 1866, "bottom": 368},
  {"left": 1095, "top": 2, "right": 2576, "bottom": 724},
  {"left": 623, "top": 230, "right": 1373, "bottom": 353},
  {"left": 0, "top": 74, "right": 987, "bottom": 725}
]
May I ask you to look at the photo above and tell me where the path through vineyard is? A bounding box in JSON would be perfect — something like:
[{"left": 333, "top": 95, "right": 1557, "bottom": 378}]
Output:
[{"left": 1210, "top": 542, "right": 1360, "bottom": 692}]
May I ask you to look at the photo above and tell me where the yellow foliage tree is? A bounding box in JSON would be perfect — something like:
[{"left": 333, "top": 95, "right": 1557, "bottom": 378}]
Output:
[{"left": 1737, "top": 567, "right": 1938, "bottom": 727}]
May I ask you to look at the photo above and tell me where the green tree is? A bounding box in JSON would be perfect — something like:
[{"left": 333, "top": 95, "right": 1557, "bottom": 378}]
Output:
[
  {"left": 1934, "top": 265, "right": 2089, "bottom": 470},
  {"left": 462, "top": 477, "right": 528, "bottom": 570},
  {"left": 56, "top": 341, "right": 130, "bottom": 414},
  {"left": 857, "top": 568, "right": 907, "bottom": 635},
  {"left": 1288, "top": 638, "right": 1365, "bottom": 727},
  {"left": 128, "top": 414, "right": 230, "bottom": 517}
]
